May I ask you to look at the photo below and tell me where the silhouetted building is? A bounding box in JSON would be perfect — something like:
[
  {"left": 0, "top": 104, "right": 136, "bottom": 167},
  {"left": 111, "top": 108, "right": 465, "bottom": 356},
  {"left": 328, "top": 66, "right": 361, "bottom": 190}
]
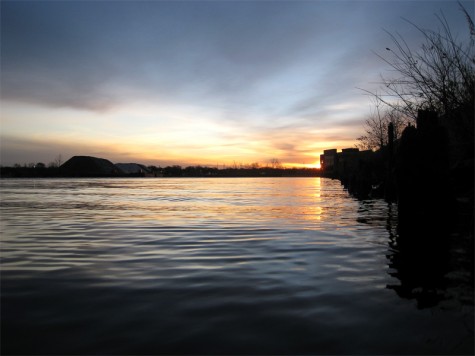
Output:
[
  {"left": 115, "top": 163, "right": 151, "bottom": 176},
  {"left": 336, "top": 148, "right": 360, "bottom": 179},
  {"left": 320, "top": 148, "right": 373, "bottom": 179},
  {"left": 320, "top": 147, "right": 375, "bottom": 197},
  {"left": 320, "top": 149, "right": 338, "bottom": 176}
]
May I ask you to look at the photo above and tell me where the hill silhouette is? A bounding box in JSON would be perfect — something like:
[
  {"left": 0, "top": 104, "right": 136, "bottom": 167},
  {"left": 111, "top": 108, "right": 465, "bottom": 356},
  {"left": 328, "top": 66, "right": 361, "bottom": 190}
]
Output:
[{"left": 60, "top": 156, "right": 122, "bottom": 177}]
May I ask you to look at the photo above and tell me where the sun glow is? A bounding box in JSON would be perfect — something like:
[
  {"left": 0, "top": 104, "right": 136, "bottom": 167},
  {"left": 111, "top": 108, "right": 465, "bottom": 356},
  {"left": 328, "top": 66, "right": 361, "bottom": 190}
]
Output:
[
  {"left": 307, "top": 162, "right": 321, "bottom": 169},
  {"left": 284, "top": 159, "right": 322, "bottom": 169}
]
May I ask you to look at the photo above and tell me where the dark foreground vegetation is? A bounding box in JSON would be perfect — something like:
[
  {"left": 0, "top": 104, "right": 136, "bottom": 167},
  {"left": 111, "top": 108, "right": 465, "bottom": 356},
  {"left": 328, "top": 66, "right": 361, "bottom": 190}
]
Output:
[
  {"left": 324, "top": 109, "right": 473, "bottom": 307},
  {"left": 328, "top": 5, "right": 474, "bottom": 308}
]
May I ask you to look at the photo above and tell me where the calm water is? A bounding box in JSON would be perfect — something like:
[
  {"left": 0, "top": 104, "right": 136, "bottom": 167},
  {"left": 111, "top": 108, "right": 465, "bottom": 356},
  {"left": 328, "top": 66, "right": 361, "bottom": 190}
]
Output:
[{"left": 1, "top": 178, "right": 473, "bottom": 354}]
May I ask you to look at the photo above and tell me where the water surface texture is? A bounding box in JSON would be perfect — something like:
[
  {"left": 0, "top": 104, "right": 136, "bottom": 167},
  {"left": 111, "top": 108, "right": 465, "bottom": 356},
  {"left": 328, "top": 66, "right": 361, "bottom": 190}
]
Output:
[{"left": 1, "top": 178, "right": 472, "bottom": 354}]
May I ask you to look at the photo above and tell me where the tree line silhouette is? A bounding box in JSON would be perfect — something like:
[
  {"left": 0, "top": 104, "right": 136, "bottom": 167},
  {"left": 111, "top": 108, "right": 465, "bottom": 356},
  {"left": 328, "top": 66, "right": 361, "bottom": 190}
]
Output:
[{"left": 0, "top": 161, "right": 320, "bottom": 178}]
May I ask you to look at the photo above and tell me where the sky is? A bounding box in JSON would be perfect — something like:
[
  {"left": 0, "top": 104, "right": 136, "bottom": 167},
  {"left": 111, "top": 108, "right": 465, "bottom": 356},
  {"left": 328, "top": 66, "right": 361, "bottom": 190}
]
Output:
[{"left": 1, "top": 0, "right": 473, "bottom": 167}]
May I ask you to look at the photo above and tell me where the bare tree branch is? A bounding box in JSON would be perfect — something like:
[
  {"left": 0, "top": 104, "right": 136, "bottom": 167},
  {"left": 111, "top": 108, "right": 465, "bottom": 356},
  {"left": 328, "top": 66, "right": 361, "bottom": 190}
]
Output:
[{"left": 362, "top": 6, "right": 474, "bottom": 123}]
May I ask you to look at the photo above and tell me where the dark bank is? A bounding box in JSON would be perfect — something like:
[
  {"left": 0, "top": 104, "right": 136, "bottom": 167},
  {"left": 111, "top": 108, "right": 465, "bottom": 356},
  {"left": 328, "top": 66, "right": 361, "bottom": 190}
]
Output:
[
  {"left": 321, "top": 109, "right": 474, "bottom": 309},
  {"left": 0, "top": 156, "right": 321, "bottom": 178}
]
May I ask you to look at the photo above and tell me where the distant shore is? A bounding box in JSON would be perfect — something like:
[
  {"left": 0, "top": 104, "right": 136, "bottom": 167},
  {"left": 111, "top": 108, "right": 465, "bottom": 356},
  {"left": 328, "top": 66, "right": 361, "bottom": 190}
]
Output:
[{"left": 0, "top": 165, "right": 321, "bottom": 179}]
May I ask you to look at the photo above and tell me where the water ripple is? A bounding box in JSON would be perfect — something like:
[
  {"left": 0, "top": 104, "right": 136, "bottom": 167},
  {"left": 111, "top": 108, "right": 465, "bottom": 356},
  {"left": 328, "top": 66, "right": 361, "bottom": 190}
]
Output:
[{"left": 1, "top": 178, "right": 472, "bottom": 354}]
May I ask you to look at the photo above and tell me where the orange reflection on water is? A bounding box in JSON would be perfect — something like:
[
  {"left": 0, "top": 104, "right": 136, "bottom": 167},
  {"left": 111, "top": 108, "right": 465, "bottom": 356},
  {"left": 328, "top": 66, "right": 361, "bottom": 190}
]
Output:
[
  {"left": 43, "top": 178, "right": 352, "bottom": 235},
  {"left": 106, "top": 177, "right": 333, "bottom": 228}
]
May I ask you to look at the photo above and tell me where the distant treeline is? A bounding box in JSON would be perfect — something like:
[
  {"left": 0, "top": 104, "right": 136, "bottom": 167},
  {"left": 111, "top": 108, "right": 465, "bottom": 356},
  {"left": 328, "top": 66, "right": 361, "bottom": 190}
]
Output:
[
  {"left": 0, "top": 164, "right": 62, "bottom": 178},
  {"left": 0, "top": 164, "right": 321, "bottom": 178},
  {"left": 156, "top": 165, "right": 321, "bottom": 177}
]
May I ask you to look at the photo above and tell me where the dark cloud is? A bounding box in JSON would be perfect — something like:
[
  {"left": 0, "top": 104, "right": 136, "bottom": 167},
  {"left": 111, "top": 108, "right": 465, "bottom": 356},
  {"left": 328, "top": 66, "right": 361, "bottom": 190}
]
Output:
[
  {"left": 0, "top": 1, "right": 397, "bottom": 112},
  {"left": 3, "top": 0, "right": 472, "bottom": 113},
  {"left": 0, "top": 135, "right": 86, "bottom": 165}
]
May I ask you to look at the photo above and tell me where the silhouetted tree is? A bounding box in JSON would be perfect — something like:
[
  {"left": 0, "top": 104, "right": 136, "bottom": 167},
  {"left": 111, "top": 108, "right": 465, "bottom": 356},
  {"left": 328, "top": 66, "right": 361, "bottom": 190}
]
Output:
[
  {"left": 366, "top": 4, "right": 474, "bottom": 123},
  {"left": 55, "top": 154, "right": 63, "bottom": 167},
  {"left": 357, "top": 101, "right": 410, "bottom": 151},
  {"left": 163, "top": 165, "right": 182, "bottom": 176},
  {"left": 268, "top": 158, "right": 283, "bottom": 169},
  {"left": 47, "top": 154, "right": 63, "bottom": 168}
]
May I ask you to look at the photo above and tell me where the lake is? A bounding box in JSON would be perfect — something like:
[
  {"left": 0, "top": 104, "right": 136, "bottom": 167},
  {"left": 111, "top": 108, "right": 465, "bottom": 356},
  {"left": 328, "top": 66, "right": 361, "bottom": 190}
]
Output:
[{"left": 1, "top": 177, "right": 473, "bottom": 354}]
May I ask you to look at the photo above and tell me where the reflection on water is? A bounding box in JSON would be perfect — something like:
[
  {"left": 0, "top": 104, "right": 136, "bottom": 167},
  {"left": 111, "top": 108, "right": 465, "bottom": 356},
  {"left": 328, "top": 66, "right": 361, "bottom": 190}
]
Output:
[
  {"left": 357, "top": 200, "right": 448, "bottom": 309},
  {"left": 1, "top": 178, "right": 473, "bottom": 354}
]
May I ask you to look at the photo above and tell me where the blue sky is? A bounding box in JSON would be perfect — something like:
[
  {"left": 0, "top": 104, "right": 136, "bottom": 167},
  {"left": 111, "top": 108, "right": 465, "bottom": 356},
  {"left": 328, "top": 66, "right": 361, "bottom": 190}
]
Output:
[{"left": 1, "top": 0, "right": 473, "bottom": 167}]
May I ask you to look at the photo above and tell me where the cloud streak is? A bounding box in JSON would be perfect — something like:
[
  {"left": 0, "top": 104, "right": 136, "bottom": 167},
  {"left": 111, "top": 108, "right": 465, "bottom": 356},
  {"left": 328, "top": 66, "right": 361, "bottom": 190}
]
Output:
[{"left": 1, "top": 0, "right": 473, "bottom": 165}]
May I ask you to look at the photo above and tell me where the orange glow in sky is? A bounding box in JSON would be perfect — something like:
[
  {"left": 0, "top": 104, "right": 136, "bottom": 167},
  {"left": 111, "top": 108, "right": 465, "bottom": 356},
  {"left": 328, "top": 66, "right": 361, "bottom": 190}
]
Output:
[
  {"left": 3, "top": 1, "right": 469, "bottom": 167},
  {"left": 0, "top": 100, "right": 358, "bottom": 167}
]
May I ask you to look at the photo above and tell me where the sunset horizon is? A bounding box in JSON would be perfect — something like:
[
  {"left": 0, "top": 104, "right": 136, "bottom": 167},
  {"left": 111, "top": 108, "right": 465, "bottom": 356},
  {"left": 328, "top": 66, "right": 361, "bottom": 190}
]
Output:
[{"left": 2, "top": 1, "right": 472, "bottom": 168}]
